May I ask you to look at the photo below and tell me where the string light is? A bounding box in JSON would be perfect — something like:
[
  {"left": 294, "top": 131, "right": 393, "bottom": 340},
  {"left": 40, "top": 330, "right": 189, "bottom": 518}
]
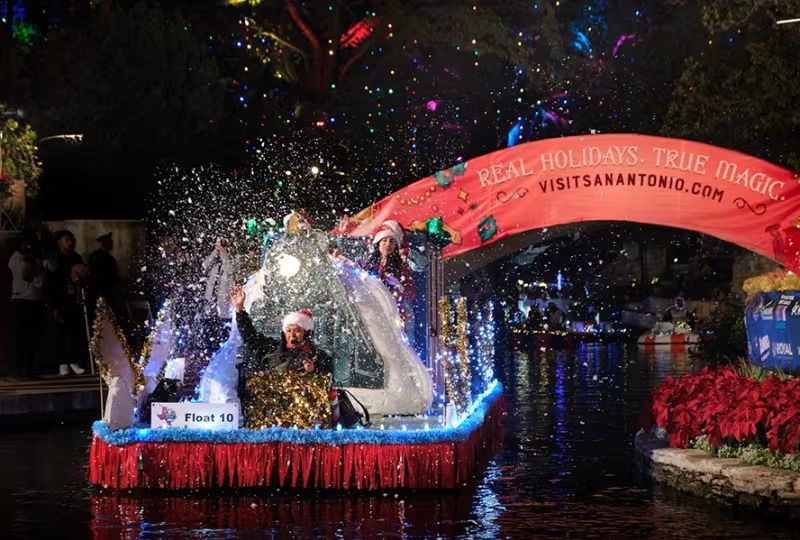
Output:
[
  {"left": 438, "top": 297, "right": 458, "bottom": 406},
  {"left": 455, "top": 297, "right": 472, "bottom": 412}
]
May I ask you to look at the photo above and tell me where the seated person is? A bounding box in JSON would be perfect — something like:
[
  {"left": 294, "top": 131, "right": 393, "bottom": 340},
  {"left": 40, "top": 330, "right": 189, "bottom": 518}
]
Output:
[{"left": 230, "top": 286, "right": 334, "bottom": 406}]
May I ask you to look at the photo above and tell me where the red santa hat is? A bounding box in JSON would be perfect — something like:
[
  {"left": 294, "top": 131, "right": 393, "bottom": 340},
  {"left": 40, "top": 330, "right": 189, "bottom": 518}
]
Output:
[
  {"left": 282, "top": 309, "right": 314, "bottom": 332},
  {"left": 372, "top": 220, "right": 404, "bottom": 247}
]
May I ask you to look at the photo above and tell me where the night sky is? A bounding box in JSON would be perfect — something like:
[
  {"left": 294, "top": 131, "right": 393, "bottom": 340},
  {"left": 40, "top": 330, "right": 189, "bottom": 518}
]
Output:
[{"left": 1, "top": 0, "right": 798, "bottom": 221}]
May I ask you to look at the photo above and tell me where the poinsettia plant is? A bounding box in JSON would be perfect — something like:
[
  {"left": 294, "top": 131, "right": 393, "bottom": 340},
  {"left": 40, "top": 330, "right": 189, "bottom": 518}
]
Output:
[{"left": 641, "top": 364, "right": 800, "bottom": 454}]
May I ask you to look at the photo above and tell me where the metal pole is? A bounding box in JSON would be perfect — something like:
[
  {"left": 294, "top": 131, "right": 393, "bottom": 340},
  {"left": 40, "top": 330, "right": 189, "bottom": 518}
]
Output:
[
  {"left": 426, "top": 246, "right": 444, "bottom": 401},
  {"left": 79, "top": 286, "right": 97, "bottom": 375}
]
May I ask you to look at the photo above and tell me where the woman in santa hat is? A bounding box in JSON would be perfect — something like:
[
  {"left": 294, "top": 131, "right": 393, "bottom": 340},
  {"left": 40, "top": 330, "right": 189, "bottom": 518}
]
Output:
[{"left": 363, "top": 220, "right": 415, "bottom": 324}]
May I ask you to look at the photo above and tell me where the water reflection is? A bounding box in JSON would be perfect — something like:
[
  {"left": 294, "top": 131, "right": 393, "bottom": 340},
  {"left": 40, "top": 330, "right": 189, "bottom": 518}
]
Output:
[
  {"left": 90, "top": 489, "right": 476, "bottom": 539},
  {"left": 2, "top": 344, "right": 797, "bottom": 539}
]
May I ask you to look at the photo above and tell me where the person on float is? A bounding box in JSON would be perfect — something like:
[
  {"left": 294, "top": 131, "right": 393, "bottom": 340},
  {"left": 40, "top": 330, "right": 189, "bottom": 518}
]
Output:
[
  {"left": 230, "top": 285, "right": 336, "bottom": 419},
  {"left": 362, "top": 220, "right": 415, "bottom": 324}
]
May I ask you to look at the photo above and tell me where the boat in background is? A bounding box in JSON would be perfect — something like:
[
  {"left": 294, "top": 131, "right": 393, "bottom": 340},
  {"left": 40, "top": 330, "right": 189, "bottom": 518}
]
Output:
[{"left": 637, "top": 320, "right": 700, "bottom": 347}]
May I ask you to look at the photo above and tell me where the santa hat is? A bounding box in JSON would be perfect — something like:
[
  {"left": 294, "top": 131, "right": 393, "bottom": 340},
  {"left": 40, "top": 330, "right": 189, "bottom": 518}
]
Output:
[
  {"left": 372, "top": 220, "right": 404, "bottom": 247},
  {"left": 282, "top": 309, "right": 314, "bottom": 332},
  {"left": 283, "top": 211, "right": 313, "bottom": 231}
]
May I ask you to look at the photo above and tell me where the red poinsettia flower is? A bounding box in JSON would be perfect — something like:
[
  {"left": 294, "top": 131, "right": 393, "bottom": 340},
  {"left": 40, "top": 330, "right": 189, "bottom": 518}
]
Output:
[{"left": 643, "top": 364, "right": 800, "bottom": 454}]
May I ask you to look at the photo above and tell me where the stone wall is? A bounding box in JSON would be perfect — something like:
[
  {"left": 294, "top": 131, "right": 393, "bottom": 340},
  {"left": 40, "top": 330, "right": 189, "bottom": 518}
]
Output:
[{"left": 635, "top": 432, "right": 800, "bottom": 514}]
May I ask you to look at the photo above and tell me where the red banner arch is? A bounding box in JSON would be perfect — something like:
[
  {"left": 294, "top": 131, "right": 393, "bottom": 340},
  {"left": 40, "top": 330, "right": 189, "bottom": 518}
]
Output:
[{"left": 348, "top": 134, "right": 800, "bottom": 270}]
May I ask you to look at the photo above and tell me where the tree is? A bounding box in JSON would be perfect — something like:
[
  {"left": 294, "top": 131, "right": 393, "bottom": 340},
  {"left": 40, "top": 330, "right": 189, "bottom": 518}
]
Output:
[
  {"left": 31, "top": 1, "right": 230, "bottom": 165},
  {"left": 230, "top": 0, "right": 565, "bottom": 109},
  {"left": 224, "top": 0, "right": 576, "bottom": 217},
  {"left": 0, "top": 109, "right": 42, "bottom": 198},
  {"left": 661, "top": 0, "right": 800, "bottom": 169}
]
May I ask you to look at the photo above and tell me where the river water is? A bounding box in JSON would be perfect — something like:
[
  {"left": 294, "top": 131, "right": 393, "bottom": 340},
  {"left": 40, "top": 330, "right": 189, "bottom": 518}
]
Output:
[{"left": 2, "top": 344, "right": 798, "bottom": 539}]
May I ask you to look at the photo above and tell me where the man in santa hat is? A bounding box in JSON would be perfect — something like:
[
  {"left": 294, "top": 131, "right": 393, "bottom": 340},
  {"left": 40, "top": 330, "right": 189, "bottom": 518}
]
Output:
[
  {"left": 230, "top": 286, "right": 333, "bottom": 406},
  {"left": 231, "top": 285, "right": 339, "bottom": 425}
]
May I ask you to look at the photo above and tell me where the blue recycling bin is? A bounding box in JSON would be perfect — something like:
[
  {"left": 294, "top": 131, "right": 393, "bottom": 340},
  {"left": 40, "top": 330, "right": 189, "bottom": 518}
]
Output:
[{"left": 744, "top": 291, "right": 800, "bottom": 372}]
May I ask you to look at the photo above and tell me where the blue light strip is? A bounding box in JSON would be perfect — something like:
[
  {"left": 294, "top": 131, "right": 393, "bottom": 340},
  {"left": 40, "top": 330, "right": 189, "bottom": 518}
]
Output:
[{"left": 93, "top": 381, "right": 503, "bottom": 446}]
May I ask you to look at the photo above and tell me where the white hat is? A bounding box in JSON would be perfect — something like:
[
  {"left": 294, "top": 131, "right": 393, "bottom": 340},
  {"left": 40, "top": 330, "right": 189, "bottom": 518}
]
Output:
[
  {"left": 372, "top": 220, "right": 404, "bottom": 246},
  {"left": 282, "top": 309, "right": 314, "bottom": 332}
]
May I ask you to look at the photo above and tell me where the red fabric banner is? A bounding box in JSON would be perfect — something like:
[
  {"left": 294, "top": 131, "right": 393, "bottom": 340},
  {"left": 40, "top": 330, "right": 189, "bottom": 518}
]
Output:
[{"left": 347, "top": 134, "right": 800, "bottom": 270}]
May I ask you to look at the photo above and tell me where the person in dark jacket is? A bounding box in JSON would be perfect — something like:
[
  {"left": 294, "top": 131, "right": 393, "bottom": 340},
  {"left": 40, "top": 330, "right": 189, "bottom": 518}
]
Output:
[
  {"left": 88, "top": 232, "right": 129, "bottom": 333},
  {"left": 88, "top": 232, "right": 120, "bottom": 301},
  {"left": 46, "top": 229, "right": 88, "bottom": 375},
  {"left": 229, "top": 285, "right": 333, "bottom": 407}
]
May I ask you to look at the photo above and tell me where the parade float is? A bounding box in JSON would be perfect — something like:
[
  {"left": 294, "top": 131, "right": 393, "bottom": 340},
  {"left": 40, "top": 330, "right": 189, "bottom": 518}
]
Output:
[
  {"left": 88, "top": 214, "right": 503, "bottom": 490},
  {"left": 636, "top": 320, "right": 701, "bottom": 348}
]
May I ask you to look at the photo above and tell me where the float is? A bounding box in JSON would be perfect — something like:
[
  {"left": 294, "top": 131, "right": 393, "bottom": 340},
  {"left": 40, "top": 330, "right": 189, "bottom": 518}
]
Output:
[
  {"left": 636, "top": 320, "right": 700, "bottom": 347},
  {"left": 88, "top": 214, "right": 503, "bottom": 490}
]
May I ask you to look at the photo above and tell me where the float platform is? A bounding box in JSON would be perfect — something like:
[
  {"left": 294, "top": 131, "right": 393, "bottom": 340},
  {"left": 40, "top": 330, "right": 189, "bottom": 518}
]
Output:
[{"left": 89, "top": 382, "right": 503, "bottom": 490}]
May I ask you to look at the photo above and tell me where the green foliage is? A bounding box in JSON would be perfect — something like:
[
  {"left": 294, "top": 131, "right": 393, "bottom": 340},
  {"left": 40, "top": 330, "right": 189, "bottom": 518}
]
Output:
[
  {"left": 33, "top": 1, "right": 227, "bottom": 163},
  {"left": 699, "top": 1, "right": 800, "bottom": 33},
  {"left": 697, "top": 294, "right": 747, "bottom": 359},
  {"left": 0, "top": 114, "right": 42, "bottom": 198},
  {"left": 233, "top": 0, "right": 567, "bottom": 103},
  {"left": 224, "top": 0, "right": 573, "bottom": 216},
  {"left": 694, "top": 434, "right": 800, "bottom": 473},
  {"left": 736, "top": 360, "right": 792, "bottom": 382},
  {"left": 661, "top": 0, "right": 800, "bottom": 167}
]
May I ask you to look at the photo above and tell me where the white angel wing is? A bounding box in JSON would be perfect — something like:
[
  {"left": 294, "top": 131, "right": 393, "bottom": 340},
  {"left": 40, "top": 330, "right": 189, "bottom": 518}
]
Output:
[
  {"left": 139, "top": 300, "right": 175, "bottom": 398},
  {"left": 91, "top": 299, "right": 137, "bottom": 429}
]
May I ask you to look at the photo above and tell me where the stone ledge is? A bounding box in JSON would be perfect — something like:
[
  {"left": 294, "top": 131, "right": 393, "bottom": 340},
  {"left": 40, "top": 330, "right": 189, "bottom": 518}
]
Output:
[{"left": 635, "top": 432, "right": 800, "bottom": 513}]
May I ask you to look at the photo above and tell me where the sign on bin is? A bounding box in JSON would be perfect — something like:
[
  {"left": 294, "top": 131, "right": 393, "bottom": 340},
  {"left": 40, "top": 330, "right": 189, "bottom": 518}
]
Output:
[
  {"left": 151, "top": 402, "right": 239, "bottom": 430},
  {"left": 745, "top": 291, "right": 800, "bottom": 372}
]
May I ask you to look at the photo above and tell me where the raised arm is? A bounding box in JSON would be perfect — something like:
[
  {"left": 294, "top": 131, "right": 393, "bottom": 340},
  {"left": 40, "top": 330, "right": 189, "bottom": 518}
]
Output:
[{"left": 231, "top": 285, "right": 279, "bottom": 363}]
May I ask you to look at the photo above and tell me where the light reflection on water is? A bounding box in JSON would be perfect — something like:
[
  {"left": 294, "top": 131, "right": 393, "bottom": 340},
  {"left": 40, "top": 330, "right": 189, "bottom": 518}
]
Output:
[{"left": 2, "top": 344, "right": 798, "bottom": 539}]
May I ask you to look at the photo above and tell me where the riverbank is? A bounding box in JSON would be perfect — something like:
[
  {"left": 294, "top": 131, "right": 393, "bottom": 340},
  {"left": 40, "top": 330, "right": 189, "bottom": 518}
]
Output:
[
  {"left": 635, "top": 431, "right": 800, "bottom": 514},
  {"left": 0, "top": 375, "right": 100, "bottom": 425}
]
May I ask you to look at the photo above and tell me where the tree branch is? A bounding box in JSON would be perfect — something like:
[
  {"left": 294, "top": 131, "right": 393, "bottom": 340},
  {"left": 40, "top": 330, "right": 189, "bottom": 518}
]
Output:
[
  {"left": 257, "top": 30, "right": 306, "bottom": 56},
  {"left": 245, "top": 17, "right": 305, "bottom": 56},
  {"left": 339, "top": 34, "right": 375, "bottom": 80},
  {"left": 285, "top": 0, "right": 320, "bottom": 52}
]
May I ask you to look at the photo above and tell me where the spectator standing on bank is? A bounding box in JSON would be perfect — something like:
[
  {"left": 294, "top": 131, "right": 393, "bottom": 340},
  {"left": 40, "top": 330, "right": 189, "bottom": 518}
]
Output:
[
  {"left": 88, "top": 232, "right": 128, "bottom": 326},
  {"left": 5, "top": 236, "right": 46, "bottom": 380},
  {"left": 47, "top": 229, "right": 88, "bottom": 376}
]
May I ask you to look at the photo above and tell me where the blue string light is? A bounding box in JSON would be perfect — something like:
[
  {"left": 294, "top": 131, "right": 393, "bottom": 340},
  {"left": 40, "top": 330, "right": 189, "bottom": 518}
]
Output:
[{"left": 94, "top": 381, "right": 502, "bottom": 446}]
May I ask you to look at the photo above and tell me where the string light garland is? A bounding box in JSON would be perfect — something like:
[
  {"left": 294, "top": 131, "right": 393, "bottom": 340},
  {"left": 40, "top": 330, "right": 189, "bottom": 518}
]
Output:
[
  {"left": 455, "top": 297, "right": 472, "bottom": 412},
  {"left": 90, "top": 297, "right": 143, "bottom": 396},
  {"left": 93, "top": 381, "right": 503, "bottom": 446},
  {"left": 475, "top": 301, "right": 496, "bottom": 391},
  {"left": 438, "top": 297, "right": 457, "bottom": 406},
  {"left": 137, "top": 298, "right": 174, "bottom": 380},
  {"left": 244, "top": 370, "right": 332, "bottom": 430}
]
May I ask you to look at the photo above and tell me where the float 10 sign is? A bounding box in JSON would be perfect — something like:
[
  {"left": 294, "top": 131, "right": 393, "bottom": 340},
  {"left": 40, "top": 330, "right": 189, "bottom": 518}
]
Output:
[{"left": 151, "top": 402, "right": 239, "bottom": 430}]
